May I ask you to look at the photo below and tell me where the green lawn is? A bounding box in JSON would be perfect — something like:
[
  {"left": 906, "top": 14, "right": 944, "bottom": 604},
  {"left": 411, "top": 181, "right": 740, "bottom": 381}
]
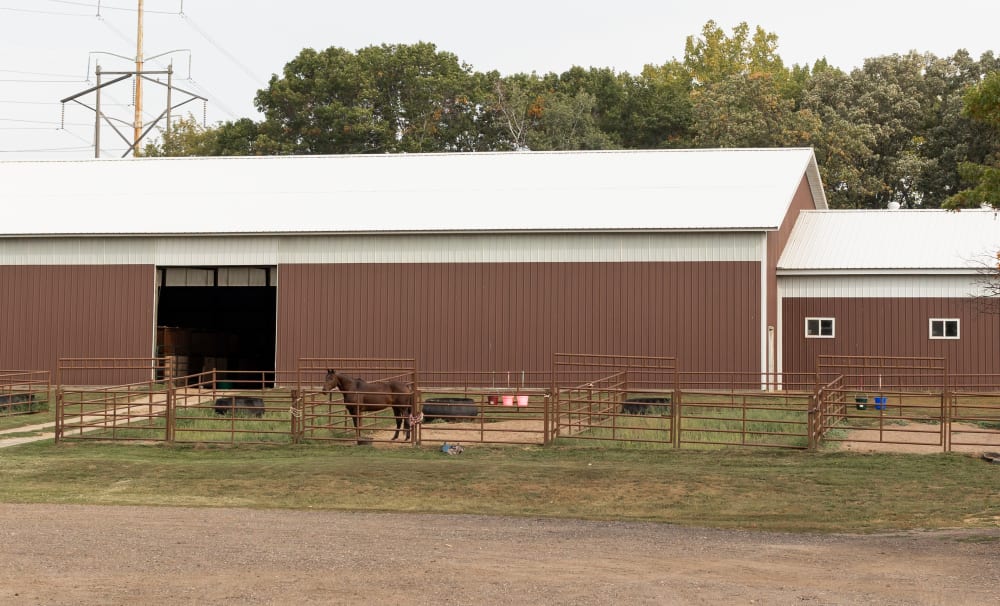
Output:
[{"left": 0, "top": 441, "right": 997, "bottom": 534}]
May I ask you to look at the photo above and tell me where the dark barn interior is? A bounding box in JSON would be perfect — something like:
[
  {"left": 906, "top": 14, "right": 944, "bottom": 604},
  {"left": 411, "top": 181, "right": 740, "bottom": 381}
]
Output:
[{"left": 156, "top": 284, "right": 276, "bottom": 386}]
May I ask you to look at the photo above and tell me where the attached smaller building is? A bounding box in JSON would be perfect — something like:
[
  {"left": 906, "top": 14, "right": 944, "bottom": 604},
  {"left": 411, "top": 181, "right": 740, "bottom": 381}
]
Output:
[{"left": 778, "top": 208, "right": 1000, "bottom": 381}]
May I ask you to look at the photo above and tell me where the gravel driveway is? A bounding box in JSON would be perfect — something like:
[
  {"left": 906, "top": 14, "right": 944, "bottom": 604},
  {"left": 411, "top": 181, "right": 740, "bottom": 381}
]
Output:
[{"left": 1, "top": 503, "right": 998, "bottom": 605}]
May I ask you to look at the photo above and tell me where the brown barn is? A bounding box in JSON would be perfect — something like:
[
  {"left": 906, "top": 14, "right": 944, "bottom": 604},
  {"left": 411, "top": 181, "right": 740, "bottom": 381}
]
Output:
[{"left": 0, "top": 149, "right": 826, "bottom": 382}]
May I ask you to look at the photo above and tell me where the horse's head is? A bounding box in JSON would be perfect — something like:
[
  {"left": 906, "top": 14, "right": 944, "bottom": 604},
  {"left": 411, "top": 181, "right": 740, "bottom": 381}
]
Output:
[{"left": 323, "top": 369, "right": 353, "bottom": 393}]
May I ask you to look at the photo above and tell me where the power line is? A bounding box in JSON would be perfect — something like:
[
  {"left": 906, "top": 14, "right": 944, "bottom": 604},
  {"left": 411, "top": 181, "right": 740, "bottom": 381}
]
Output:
[
  {"left": 0, "top": 117, "right": 92, "bottom": 126},
  {"left": 180, "top": 12, "right": 266, "bottom": 87},
  {"left": 47, "top": 0, "right": 182, "bottom": 16},
  {"left": 0, "top": 145, "right": 93, "bottom": 153},
  {"left": 0, "top": 69, "right": 83, "bottom": 78},
  {"left": 0, "top": 78, "right": 89, "bottom": 83},
  {"left": 0, "top": 99, "right": 131, "bottom": 106},
  {"left": 0, "top": 5, "right": 92, "bottom": 17}
]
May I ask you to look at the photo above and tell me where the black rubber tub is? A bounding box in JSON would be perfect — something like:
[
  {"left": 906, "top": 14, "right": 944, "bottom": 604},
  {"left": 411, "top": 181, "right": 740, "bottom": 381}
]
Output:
[
  {"left": 621, "top": 396, "right": 671, "bottom": 415},
  {"left": 423, "top": 397, "right": 479, "bottom": 422}
]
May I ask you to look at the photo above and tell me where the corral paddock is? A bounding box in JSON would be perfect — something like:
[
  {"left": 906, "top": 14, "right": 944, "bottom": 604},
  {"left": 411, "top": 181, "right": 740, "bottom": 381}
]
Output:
[{"left": 0, "top": 503, "right": 997, "bottom": 605}]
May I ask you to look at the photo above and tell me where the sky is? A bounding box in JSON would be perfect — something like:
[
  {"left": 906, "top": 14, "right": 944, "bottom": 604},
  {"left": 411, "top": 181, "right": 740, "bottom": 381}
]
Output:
[{"left": 1, "top": 0, "right": 997, "bottom": 160}]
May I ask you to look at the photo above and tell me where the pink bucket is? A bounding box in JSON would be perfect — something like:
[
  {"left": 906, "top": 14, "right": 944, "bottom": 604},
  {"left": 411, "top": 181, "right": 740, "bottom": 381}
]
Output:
[
  {"left": 502, "top": 395, "right": 514, "bottom": 406},
  {"left": 516, "top": 395, "right": 529, "bottom": 407}
]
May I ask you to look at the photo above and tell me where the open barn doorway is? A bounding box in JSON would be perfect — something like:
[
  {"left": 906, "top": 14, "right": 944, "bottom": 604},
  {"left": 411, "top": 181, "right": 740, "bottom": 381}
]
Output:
[{"left": 155, "top": 267, "right": 277, "bottom": 387}]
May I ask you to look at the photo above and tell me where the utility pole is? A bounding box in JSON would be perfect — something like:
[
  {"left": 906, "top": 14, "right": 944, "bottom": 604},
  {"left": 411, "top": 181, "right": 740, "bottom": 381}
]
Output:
[
  {"left": 133, "top": 0, "right": 144, "bottom": 157},
  {"left": 59, "top": 1, "right": 206, "bottom": 158}
]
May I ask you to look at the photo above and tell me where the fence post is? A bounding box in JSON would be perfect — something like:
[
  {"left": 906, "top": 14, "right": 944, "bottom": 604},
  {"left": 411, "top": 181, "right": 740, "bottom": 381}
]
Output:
[
  {"left": 942, "top": 390, "right": 951, "bottom": 453},
  {"left": 807, "top": 392, "right": 817, "bottom": 451},
  {"left": 165, "top": 379, "right": 175, "bottom": 443},
  {"left": 290, "top": 389, "right": 300, "bottom": 444},
  {"left": 55, "top": 384, "right": 63, "bottom": 443},
  {"left": 542, "top": 391, "right": 551, "bottom": 446}
]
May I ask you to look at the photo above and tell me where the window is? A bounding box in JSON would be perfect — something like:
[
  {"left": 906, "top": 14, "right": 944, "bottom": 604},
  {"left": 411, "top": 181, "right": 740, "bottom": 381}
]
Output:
[
  {"left": 805, "top": 317, "right": 835, "bottom": 338},
  {"left": 929, "top": 319, "right": 960, "bottom": 339}
]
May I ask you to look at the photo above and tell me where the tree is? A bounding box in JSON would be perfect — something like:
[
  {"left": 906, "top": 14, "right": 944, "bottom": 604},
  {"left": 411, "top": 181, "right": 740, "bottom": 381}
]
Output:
[
  {"left": 142, "top": 114, "right": 214, "bottom": 157},
  {"left": 690, "top": 71, "right": 819, "bottom": 148},
  {"left": 488, "top": 73, "right": 617, "bottom": 151},
  {"left": 682, "top": 20, "right": 819, "bottom": 149},
  {"left": 524, "top": 90, "right": 617, "bottom": 151},
  {"left": 253, "top": 43, "right": 487, "bottom": 154},
  {"left": 840, "top": 53, "right": 938, "bottom": 208},
  {"left": 143, "top": 116, "right": 279, "bottom": 156},
  {"left": 683, "top": 20, "right": 787, "bottom": 86},
  {"left": 800, "top": 66, "right": 878, "bottom": 208},
  {"left": 490, "top": 74, "right": 546, "bottom": 150},
  {"left": 618, "top": 61, "right": 693, "bottom": 148},
  {"left": 944, "top": 70, "right": 1000, "bottom": 209}
]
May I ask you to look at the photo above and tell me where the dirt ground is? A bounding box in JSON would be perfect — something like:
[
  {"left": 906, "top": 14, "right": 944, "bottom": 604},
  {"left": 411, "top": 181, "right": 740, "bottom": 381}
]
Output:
[
  {"left": 417, "top": 417, "right": 1000, "bottom": 454},
  {"left": 3, "top": 415, "right": 999, "bottom": 604},
  {"left": 0, "top": 504, "right": 998, "bottom": 605}
]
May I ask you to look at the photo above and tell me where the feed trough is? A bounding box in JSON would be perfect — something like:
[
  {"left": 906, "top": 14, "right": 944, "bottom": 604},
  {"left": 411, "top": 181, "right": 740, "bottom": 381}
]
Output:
[
  {"left": 622, "top": 396, "right": 672, "bottom": 415},
  {"left": 422, "top": 397, "right": 479, "bottom": 422}
]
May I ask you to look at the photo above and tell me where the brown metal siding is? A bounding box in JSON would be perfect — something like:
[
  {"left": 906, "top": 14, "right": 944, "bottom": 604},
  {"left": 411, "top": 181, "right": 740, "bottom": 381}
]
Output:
[
  {"left": 766, "top": 176, "right": 817, "bottom": 330},
  {"left": 782, "top": 297, "right": 1000, "bottom": 376},
  {"left": 0, "top": 265, "right": 155, "bottom": 377},
  {"left": 276, "top": 262, "right": 761, "bottom": 375}
]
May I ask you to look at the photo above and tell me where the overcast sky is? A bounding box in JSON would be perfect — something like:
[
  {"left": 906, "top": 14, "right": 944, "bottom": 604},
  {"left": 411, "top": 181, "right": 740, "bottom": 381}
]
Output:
[{"left": 1, "top": 0, "right": 997, "bottom": 160}]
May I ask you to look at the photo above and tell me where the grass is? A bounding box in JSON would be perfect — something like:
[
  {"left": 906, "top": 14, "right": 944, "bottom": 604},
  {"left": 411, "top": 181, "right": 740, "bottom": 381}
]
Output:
[
  {"left": 563, "top": 396, "right": 810, "bottom": 450},
  {"left": 0, "top": 395, "right": 53, "bottom": 431},
  {"left": 0, "top": 441, "right": 997, "bottom": 533}
]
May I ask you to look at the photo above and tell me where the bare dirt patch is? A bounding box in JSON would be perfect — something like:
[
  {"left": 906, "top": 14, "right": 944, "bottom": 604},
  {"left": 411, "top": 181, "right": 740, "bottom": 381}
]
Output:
[
  {"left": 418, "top": 418, "right": 545, "bottom": 445},
  {"left": 0, "top": 504, "right": 997, "bottom": 605},
  {"left": 838, "top": 421, "right": 1000, "bottom": 454}
]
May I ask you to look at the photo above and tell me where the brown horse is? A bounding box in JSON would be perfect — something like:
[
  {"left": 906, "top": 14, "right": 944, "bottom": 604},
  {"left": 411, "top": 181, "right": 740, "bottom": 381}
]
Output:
[{"left": 322, "top": 369, "right": 413, "bottom": 441}]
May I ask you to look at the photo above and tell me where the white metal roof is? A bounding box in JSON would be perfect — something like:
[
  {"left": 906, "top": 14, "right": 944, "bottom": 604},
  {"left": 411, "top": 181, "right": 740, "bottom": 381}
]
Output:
[
  {"left": 0, "top": 148, "right": 824, "bottom": 236},
  {"left": 779, "top": 209, "right": 1000, "bottom": 272}
]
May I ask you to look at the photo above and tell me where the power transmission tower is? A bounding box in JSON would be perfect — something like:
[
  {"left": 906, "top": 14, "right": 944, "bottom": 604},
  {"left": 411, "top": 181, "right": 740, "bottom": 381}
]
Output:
[{"left": 59, "top": 0, "right": 207, "bottom": 158}]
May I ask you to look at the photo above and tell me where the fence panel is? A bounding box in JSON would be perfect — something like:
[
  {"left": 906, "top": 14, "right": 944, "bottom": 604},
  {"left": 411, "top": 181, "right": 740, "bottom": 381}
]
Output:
[
  {"left": 949, "top": 391, "right": 1000, "bottom": 453},
  {"left": 412, "top": 370, "right": 551, "bottom": 444},
  {"left": 814, "top": 386, "right": 946, "bottom": 451},
  {"left": 676, "top": 390, "right": 811, "bottom": 450},
  {"left": 0, "top": 370, "right": 50, "bottom": 417},
  {"left": 170, "top": 371, "right": 294, "bottom": 445},
  {"left": 57, "top": 358, "right": 172, "bottom": 443}
]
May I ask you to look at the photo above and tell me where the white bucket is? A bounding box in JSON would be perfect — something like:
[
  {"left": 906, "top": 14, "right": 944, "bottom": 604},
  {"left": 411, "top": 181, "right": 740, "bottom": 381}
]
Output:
[{"left": 516, "top": 395, "right": 529, "bottom": 407}]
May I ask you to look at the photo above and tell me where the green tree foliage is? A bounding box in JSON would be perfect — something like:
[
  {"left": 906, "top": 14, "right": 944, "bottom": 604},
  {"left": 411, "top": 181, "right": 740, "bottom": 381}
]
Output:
[
  {"left": 252, "top": 42, "right": 486, "bottom": 154},
  {"left": 683, "top": 21, "right": 816, "bottom": 149},
  {"left": 524, "top": 90, "right": 618, "bottom": 151},
  {"left": 143, "top": 116, "right": 278, "bottom": 157},
  {"left": 618, "top": 61, "right": 693, "bottom": 148},
  {"left": 489, "top": 72, "right": 617, "bottom": 151},
  {"left": 683, "top": 20, "right": 787, "bottom": 86},
  {"left": 944, "top": 70, "right": 1000, "bottom": 209}
]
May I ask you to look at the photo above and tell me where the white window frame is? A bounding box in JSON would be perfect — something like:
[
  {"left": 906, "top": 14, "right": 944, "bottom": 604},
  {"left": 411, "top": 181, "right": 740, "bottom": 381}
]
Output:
[
  {"left": 929, "top": 318, "right": 960, "bottom": 340},
  {"left": 805, "top": 317, "right": 835, "bottom": 339}
]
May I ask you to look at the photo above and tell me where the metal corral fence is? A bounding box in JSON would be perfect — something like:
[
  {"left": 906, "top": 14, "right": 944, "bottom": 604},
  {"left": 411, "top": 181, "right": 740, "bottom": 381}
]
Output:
[
  {"left": 57, "top": 358, "right": 173, "bottom": 443},
  {"left": 550, "top": 354, "right": 815, "bottom": 450},
  {"left": 552, "top": 353, "right": 679, "bottom": 448},
  {"left": 1, "top": 370, "right": 51, "bottom": 416},
  {"left": 416, "top": 369, "right": 552, "bottom": 446},
  {"left": 57, "top": 358, "right": 299, "bottom": 445},
  {"left": 47, "top": 354, "right": 1000, "bottom": 452},
  {"left": 811, "top": 356, "right": 1000, "bottom": 453}
]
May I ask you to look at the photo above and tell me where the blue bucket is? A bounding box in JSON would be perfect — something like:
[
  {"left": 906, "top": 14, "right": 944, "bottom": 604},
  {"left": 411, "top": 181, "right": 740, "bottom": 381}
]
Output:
[{"left": 874, "top": 396, "right": 887, "bottom": 411}]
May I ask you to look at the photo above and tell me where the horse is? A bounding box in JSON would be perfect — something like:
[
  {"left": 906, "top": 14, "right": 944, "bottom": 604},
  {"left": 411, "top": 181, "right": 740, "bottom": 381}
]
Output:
[{"left": 322, "top": 369, "right": 413, "bottom": 441}]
